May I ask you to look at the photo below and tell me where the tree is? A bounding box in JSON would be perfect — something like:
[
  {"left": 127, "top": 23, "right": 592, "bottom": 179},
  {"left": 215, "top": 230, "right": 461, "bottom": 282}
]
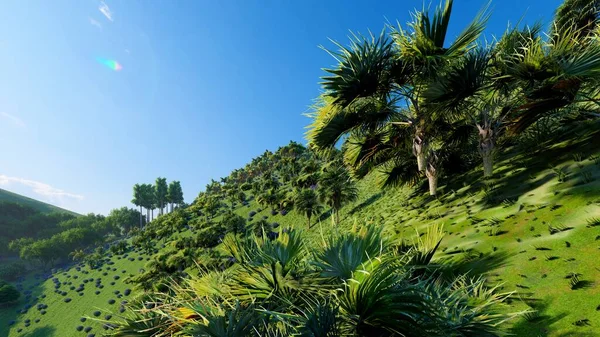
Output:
[
  {"left": 424, "top": 3, "right": 600, "bottom": 177},
  {"left": 132, "top": 184, "right": 144, "bottom": 228},
  {"left": 167, "top": 181, "right": 184, "bottom": 212},
  {"left": 69, "top": 249, "right": 86, "bottom": 262},
  {"left": 294, "top": 189, "right": 322, "bottom": 229},
  {"left": 84, "top": 252, "right": 104, "bottom": 269},
  {"left": 140, "top": 184, "right": 155, "bottom": 223},
  {"left": 318, "top": 164, "right": 359, "bottom": 225},
  {"left": 107, "top": 207, "right": 142, "bottom": 233},
  {"left": 155, "top": 177, "right": 168, "bottom": 216},
  {"left": 0, "top": 281, "right": 20, "bottom": 305},
  {"left": 220, "top": 212, "right": 247, "bottom": 236},
  {"left": 225, "top": 186, "right": 238, "bottom": 210},
  {"left": 308, "top": 0, "right": 490, "bottom": 196}
]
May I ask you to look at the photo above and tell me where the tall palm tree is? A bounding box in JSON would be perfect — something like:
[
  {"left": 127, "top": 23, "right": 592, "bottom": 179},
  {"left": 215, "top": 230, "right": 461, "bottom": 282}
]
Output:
[
  {"left": 424, "top": 3, "right": 600, "bottom": 177},
  {"left": 308, "top": 0, "right": 490, "bottom": 196},
  {"left": 155, "top": 177, "right": 168, "bottom": 215},
  {"left": 294, "top": 188, "right": 322, "bottom": 229},
  {"left": 140, "top": 183, "right": 155, "bottom": 224},
  {"left": 131, "top": 184, "right": 143, "bottom": 228},
  {"left": 318, "top": 163, "right": 359, "bottom": 225}
]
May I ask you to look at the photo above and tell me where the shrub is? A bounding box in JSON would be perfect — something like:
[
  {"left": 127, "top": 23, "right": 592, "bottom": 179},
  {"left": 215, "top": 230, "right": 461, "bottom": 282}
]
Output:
[
  {"left": 196, "top": 225, "right": 225, "bottom": 248},
  {"left": 220, "top": 212, "right": 246, "bottom": 235},
  {"left": 0, "top": 262, "right": 25, "bottom": 281},
  {"left": 252, "top": 219, "right": 272, "bottom": 237},
  {"left": 0, "top": 281, "right": 20, "bottom": 305}
]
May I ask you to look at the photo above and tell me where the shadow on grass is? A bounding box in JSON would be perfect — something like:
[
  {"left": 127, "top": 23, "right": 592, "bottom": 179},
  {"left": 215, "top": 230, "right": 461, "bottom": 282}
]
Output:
[
  {"left": 431, "top": 251, "right": 512, "bottom": 283},
  {"left": 22, "top": 326, "right": 57, "bottom": 337},
  {"left": 347, "top": 192, "right": 382, "bottom": 215},
  {"left": 509, "top": 298, "right": 595, "bottom": 337},
  {"left": 448, "top": 125, "right": 600, "bottom": 209},
  {"left": 317, "top": 209, "right": 332, "bottom": 222}
]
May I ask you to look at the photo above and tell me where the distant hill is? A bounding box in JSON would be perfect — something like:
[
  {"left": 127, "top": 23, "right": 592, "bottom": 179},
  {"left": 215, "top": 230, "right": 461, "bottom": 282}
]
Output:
[{"left": 0, "top": 188, "right": 79, "bottom": 215}]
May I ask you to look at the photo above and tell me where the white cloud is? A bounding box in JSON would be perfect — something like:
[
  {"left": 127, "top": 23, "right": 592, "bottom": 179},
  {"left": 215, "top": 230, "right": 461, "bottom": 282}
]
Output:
[
  {"left": 89, "top": 17, "right": 102, "bottom": 29},
  {"left": 99, "top": 1, "right": 113, "bottom": 22},
  {"left": 0, "top": 175, "right": 84, "bottom": 201},
  {"left": 0, "top": 111, "right": 25, "bottom": 127}
]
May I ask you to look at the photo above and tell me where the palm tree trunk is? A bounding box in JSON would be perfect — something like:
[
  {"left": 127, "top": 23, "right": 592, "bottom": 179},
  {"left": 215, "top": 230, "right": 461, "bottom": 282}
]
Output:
[
  {"left": 139, "top": 206, "right": 143, "bottom": 228},
  {"left": 426, "top": 169, "right": 438, "bottom": 196},
  {"left": 413, "top": 130, "right": 428, "bottom": 172},
  {"left": 426, "top": 151, "right": 439, "bottom": 196},
  {"left": 151, "top": 209, "right": 154, "bottom": 221},
  {"left": 477, "top": 123, "right": 496, "bottom": 177}
]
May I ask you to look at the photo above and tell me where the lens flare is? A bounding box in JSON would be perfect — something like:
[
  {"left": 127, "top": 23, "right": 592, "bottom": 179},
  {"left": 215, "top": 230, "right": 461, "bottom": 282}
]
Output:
[{"left": 96, "top": 57, "right": 123, "bottom": 71}]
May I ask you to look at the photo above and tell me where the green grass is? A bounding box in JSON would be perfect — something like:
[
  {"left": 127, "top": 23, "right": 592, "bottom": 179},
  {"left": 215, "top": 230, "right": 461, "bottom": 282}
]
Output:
[
  {"left": 0, "top": 250, "right": 148, "bottom": 337},
  {"left": 0, "top": 188, "right": 79, "bottom": 215},
  {"left": 3, "top": 129, "right": 600, "bottom": 336}
]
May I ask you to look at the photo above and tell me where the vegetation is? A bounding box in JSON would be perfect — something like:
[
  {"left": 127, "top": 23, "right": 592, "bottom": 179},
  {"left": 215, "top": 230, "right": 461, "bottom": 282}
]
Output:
[
  {"left": 2, "top": 0, "right": 600, "bottom": 336},
  {"left": 0, "top": 281, "right": 20, "bottom": 305},
  {"left": 0, "top": 188, "right": 78, "bottom": 215}
]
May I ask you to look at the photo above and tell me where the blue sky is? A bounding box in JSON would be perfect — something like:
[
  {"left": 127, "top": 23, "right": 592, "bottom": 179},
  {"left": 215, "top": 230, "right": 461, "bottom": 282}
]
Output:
[{"left": 0, "top": 0, "right": 561, "bottom": 214}]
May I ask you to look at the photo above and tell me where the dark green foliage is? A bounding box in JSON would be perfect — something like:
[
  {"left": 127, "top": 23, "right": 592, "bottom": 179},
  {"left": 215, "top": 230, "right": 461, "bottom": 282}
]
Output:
[
  {"left": 0, "top": 261, "right": 25, "bottom": 281},
  {"left": 0, "top": 201, "right": 75, "bottom": 254},
  {"left": 220, "top": 212, "right": 247, "bottom": 235},
  {"left": 0, "top": 280, "right": 20, "bottom": 304},
  {"left": 196, "top": 224, "right": 225, "bottom": 248}
]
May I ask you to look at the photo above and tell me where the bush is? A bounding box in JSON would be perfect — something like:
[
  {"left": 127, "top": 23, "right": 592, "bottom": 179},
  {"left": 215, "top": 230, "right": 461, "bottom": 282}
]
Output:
[
  {"left": 220, "top": 212, "right": 246, "bottom": 235},
  {"left": 252, "top": 219, "right": 272, "bottom": 237},
  {"left": 196, "top": 225, "right": 225, "bottom": 248},
  {"left": 0, "top": 281, "right": 20, "bottom": 305},
  {"left": 0, "top": 262, "right": 25, "bottom": 281}
]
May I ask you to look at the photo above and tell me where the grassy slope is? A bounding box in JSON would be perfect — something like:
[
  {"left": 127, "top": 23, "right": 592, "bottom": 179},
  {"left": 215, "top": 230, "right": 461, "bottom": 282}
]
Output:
[
  {"left": 0, "top": 188, "right": 79, "bottom": 215},
  {"left": 3, "top": 128, "right": 600, "bottom": 336},
  {"left": 0, "top": 250, "right": 149, "bottom": 337}
]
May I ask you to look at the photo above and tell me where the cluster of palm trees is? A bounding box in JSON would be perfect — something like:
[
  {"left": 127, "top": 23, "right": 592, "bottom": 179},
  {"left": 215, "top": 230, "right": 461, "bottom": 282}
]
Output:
[
  {"left": 190, "top": 142, "right": 358, "bottom": 229},
  {"left": 308, "top": 0, "right": 600, "bottom": 197},
  {"left": 131, "top": 178, "right": 184, "bottom": 227},
  {"left": 248, "top": 154, "right": 358, "bottom": 228}
]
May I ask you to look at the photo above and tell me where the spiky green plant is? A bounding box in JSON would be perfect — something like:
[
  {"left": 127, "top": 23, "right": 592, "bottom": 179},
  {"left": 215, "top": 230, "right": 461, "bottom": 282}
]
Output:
[{"left": 110, "top": 223, "right": 520, "bottom": 336}]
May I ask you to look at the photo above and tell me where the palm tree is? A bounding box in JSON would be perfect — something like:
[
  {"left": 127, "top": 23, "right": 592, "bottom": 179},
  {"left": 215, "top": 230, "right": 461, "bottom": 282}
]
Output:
[
  {"left": 131, "top": 184, "right": 143, "bottom": 228},
  {"left": 294, "top": 188, "right": 322, "bottom": 229},
  {"left": 318, "top": 163, "right": 359, "bottom": 225},
  {"left": 424, "top": 3, "right": 600, "bottom": 177},
  {"left": 140, "top": 183, "right": 155, "bottom": 224},
  {"left": 155, "top": 177, "right": 168, "bottom": 215},
  {"left": 308, "top": 0, "right": 490, "bottom": 196}
]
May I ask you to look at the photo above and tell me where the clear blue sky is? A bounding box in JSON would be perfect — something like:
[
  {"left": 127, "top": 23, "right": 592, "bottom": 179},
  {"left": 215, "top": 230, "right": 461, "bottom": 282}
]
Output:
[{"left": 0, "top": 0, "right": 561, "bottom": 214}]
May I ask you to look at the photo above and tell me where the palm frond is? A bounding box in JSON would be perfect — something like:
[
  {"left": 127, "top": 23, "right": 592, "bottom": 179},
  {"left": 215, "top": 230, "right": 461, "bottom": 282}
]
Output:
[
  {"left": 320, "top": 30, "right": 397, "bottom": 107},
  {"left": 313, "top": 224, "right": 386, "bottom": 281},
  {"left": 424, "top": 48, "right": 491, "bottom": 115}
]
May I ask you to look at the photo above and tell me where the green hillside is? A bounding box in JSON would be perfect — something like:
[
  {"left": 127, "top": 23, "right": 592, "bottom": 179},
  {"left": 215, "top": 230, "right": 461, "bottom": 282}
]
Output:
[
  {"left": 2, "top": 126, "right": 600, "bottom": 336},
  {"left": 0, "top": 188, "right": 78, "bottom": 215},
  {"left": 3, "top": 0, "right": 600, "bottom": 336}
]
